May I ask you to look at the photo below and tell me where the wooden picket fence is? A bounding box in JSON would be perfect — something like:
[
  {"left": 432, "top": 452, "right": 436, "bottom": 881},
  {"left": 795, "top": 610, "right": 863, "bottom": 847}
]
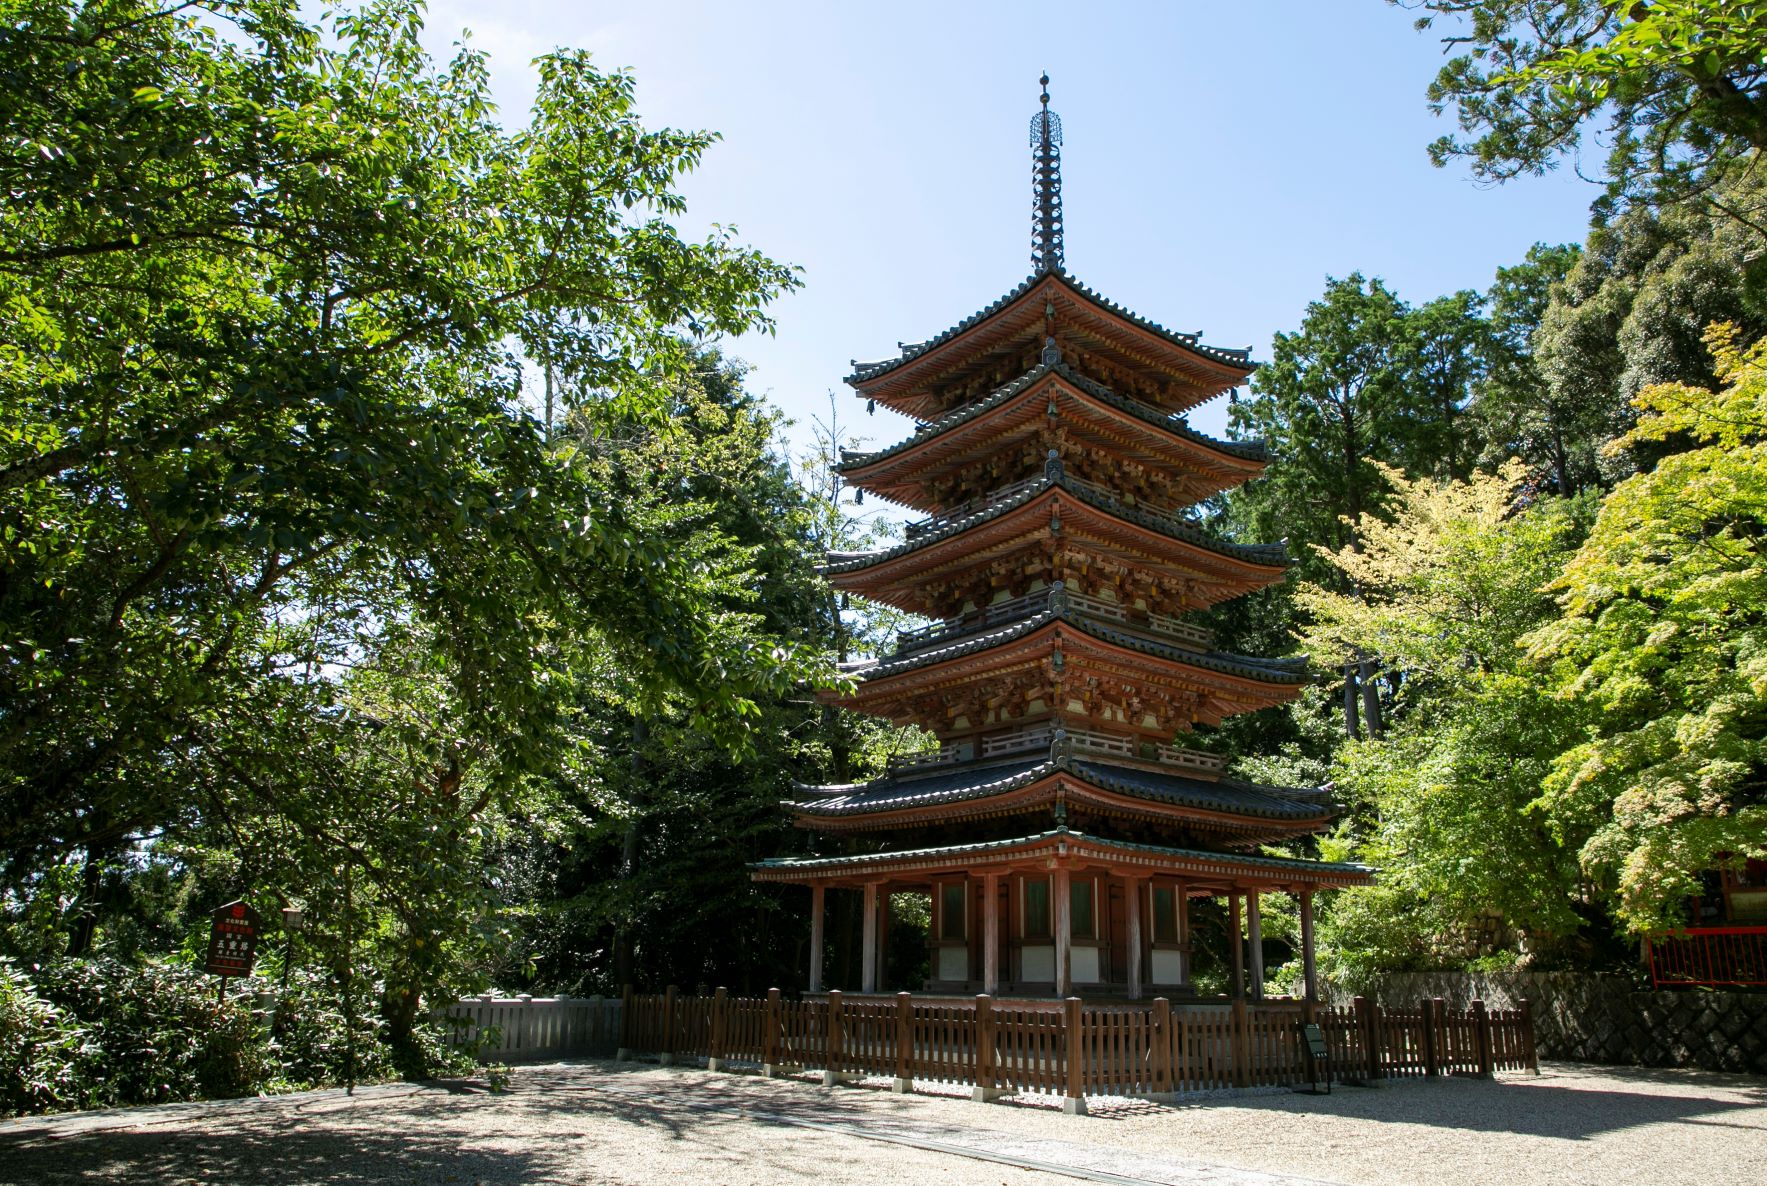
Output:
[
  {"left": 445, "top": 993, "right": 622, "bottom": 1063},
  {"left": 615, "top": 987, "right": 1536, "bottom": 1110}
]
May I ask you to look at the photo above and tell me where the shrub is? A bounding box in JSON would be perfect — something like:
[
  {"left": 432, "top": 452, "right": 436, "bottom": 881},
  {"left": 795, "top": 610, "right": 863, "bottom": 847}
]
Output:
[{"left": 0, "top": 957, "right": 476, "bottom": 1116}]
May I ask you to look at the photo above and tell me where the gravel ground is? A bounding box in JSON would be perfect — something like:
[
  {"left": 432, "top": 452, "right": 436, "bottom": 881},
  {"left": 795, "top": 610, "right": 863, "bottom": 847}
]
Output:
[{"left": 0, "top": 1058, "right": 1760, "bottom": 1186}]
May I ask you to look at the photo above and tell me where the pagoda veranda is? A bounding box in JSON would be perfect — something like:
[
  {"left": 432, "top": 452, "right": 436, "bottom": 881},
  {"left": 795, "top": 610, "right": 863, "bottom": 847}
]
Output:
[{"left": 753, "top": 80, "right": 1371, "bottom": 1002}]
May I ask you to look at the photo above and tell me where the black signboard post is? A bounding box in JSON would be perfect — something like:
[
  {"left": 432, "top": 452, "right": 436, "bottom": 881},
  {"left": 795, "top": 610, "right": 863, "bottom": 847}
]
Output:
[
  {"left": 1300, "top": 1021, "right": 1332, "bottom": 1094},
  {"left": 206, "top": 900, "right": 261, "bottom": 1003}
]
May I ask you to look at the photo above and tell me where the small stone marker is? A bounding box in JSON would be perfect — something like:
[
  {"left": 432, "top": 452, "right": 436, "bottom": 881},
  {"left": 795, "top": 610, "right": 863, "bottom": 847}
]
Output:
[{"left": 206, "top": 900, "right": 261, "bottom": 979}]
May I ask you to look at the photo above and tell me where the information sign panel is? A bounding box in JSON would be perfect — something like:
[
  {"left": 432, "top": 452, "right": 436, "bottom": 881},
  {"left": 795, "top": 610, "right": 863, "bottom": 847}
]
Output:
[{"left": 205, "top": 900, "right": 261, "bottom": 978}]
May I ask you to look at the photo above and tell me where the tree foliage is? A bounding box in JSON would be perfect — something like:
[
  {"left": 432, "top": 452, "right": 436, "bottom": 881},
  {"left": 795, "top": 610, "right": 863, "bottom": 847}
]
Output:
[
  {"left": 1406, "top": 0, "right": 1767, "bottom": 215},
  {"left": 1526, "top": 323, "right": 1767, "bottom": 931},
  {"left": 0, "top": 0, "right": 837, "bottom": 1068},
  {"left": 1298, "top": 466, "right": 1590, "bottom": 972}
]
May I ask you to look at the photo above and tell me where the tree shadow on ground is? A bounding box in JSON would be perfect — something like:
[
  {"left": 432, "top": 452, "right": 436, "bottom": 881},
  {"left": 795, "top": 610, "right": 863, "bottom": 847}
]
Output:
[
  {"left": 0, "top": 1125, "right": 559, "bottom": 1186},
  {"left": 1183, "top": 1068, "right": 1767, "bottom": 1140},
  {"left": 537, "top": 1056, "right": 1767, "bottom": 1143}
]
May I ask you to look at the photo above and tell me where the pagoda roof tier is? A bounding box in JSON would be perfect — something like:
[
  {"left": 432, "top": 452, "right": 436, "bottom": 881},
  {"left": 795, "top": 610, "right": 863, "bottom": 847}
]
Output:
[
  {"left": 836, "top": 363, "right": 1266, "bottom": 514},
  {"left": 751, "top": 828, "right": 1374, "bottom": 893},
  {"left": 823, "top": 475, "right": 1287, "bottom": 619},
  {"left": 832, "top": 610, "right": 1307, "bottom": 732},
  {"left": 845, "top": 272, "right": 1254, "bottom": 421},
  {"left": 786, "top": 753, "right": 1332, "bottom": 843}
]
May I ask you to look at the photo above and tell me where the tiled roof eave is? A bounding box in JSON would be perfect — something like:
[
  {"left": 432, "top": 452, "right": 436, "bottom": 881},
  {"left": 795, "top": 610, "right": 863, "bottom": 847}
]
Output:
[
  {"left": 844, "top": 271, "right": 1256, "bottom": 387},
  {"left": 821, "top": 476, "right": 1288, "bottom": 577},
  {"left": 788, "top": 755, "right": 1331, "bottom": 823},
  {"left": 835, "top": 363, "right": 1267, "bottom": 476},
  {"left": 846, "top": 607, "right": 1309, "bottom": 686},
  {"left": 751, "top": 827, "right": 1375, "bottom": 881}
]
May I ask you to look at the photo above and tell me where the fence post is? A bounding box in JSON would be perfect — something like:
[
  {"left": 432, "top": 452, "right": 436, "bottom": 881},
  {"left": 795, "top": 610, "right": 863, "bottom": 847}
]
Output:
[
  {"left": 1151, "top": 997, "right": 1173, "bottom": 1102},
  {"left": 762, "top": 987, "right": 785, "bottom": 1078},
  {"left": 706, "top": 986, "right": 729, "bottom": 1072},
  {"left": 1355, "top": 995, "right": 1382, "bottom": 1085},
  {"left": 1062, "top": 996, "right": 1087, "bottom": 1115},
  {"left": 1473, "top": 998, "right": 1494, "bottom": 1078},
  {"left": 891, "top": 991, "right": 913, "bottom": 1093},
  {"left": 657, "top": 985, "right": 678, "bottom": 1067},
  {"left": 972, "top": 994, "right": 1005, "bottom": 1102},
  {"left": 1231, "top": 997, "right": 1250, "bottom": 1088},
  {"left": 1420, "top": 998, "right": 1439, "bottom": 1077},
  {"left": 514, "top": 994, "right": 532, "bottom": 1056},
  {"left": 616, "top": 984, "right": 635, "bottom": 1061},
  {"left": 822, "top": 989, "right": 845, "bottom": 1087},
  {"left": 1518, "top": 998, "right": 1539, "bottom": 1074}
]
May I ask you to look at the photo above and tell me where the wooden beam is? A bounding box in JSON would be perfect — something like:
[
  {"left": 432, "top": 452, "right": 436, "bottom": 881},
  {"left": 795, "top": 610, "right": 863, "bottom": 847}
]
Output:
[
  {"left": 982, "top": 872, "right": 1001, "bottom": 995},
  {"left": 1055, "top": 865, "right": 1072, "bottom": 997},
  {"left": 1300, "top": 888, "right": 1318, "bottom": 1003},
  {"left": 1228, "top": 890, "right": 1244, "bottom": 1002},
  {"left": 861, "top": 882, "right": 880, "bottom": 994},
  {"left": 1247, "top": 889, "right": 1264, "bottom": 1002},
  {"left": 1126, "top": 875, "right": 1143, "bottom": 1001},
  {"left": 1175, "top": 880, "right": 1191, "bottom": 987},
  {"left": 810, "top": 885, "right": 825, "bottom": 992}
]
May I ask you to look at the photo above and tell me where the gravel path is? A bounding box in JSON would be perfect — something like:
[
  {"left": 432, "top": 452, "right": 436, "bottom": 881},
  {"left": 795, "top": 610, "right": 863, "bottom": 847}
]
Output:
[{"left": 0, "top": 1058, "right": 1760, "bottom": 1186}]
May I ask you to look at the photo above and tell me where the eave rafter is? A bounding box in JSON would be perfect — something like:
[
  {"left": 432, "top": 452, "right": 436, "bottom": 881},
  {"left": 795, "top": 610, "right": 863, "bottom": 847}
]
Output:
[
  {"left": 752, "top": 828, "right": 1375, "bottom": 893},
  {"left": 825, "top": 483, "right": 1287, "bottom": 619},
  {"left": 839, "top": 368, "right": 1265, "bottom": 515},
  {"left": 830, "top": 616, "right": 1305, "bottom": 734},
  {"left": 847, "top": 274, "right": 1253, "bottom": 422},
  {"left": 788, "top": 767, "right": 1329, "bottom": 843}
]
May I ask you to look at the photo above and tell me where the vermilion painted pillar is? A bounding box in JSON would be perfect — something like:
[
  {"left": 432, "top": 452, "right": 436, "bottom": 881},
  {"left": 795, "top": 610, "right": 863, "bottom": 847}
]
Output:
[
  {"left": 861, "top": 882, "right": 880, "bottom": 994},
  {"left": 1054, "top": 865, "right": 1072, "bottom": 997},
  {"left": 1247, "top": 889, "right": 1264, "bottom": 1002},
  {"left": 809, "top": 884, "right": 825, "bottom": 992},
  {"left": 1300, "top": 889, "right": 1318, "bottom": 1002},
  {"left": 1228, "top": 890, "right": 1244, "bottom": 1001},
  {"left": 982, "top": 872, "right": 1001, "bottom": 995},
  {"left": 1125, "top": 876, "right": 1143, "bottom": 1001}
]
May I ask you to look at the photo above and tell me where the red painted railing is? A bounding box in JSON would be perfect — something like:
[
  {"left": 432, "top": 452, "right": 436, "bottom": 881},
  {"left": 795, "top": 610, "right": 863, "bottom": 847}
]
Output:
[{"left": 1645, "top": 926, "right": 1767, "bottom": 988}]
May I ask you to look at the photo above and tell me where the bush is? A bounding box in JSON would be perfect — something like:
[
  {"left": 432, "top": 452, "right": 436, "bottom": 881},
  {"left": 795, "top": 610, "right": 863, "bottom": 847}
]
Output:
[
  {"left": 0, "top": 957, "right": 476, "bottom": 1117},
  {"left": 0, "top": 962, "right": 83, "bottom": 1114},
  {"left": 25, "top": 957, "right": 276, "bottom": 1109}
]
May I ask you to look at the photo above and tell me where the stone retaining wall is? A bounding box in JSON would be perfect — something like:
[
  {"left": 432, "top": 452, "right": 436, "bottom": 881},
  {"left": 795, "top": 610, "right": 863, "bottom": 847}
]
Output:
[{"left": 1340, "top": 971, "right": 1765, "bottom": 1075}]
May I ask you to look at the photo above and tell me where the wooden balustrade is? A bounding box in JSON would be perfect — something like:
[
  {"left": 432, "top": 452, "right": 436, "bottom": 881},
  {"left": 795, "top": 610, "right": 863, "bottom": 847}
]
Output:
[
  {"left": 612, "top": 987, "right": 1537, "bottom": 1104},
  {"left": 894, "top": 577, "right": 1217, "bottom": 660}
]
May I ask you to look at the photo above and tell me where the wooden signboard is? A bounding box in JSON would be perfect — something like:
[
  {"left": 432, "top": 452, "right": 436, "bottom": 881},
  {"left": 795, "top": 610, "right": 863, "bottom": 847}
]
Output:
[
  {"left": 205, "top": 900, "right": 261, "bottom": 978},
  {"left": 1300, "top": 1022, "right": 1331, "bottom": 1094}
]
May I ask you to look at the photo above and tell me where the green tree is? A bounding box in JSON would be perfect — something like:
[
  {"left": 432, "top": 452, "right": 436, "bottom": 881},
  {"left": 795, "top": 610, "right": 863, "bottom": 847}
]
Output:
[
  {"left": 1227, "top": 274, "right": 1418, "bottom": 565},
  {"left": 1405, "top": 0, "right": 1767, "bottom": 216},
  {"left": 490, "top": 362, "right": 904, "bottom": 996},
  {"left": 1526, "top": 323, "right": 1767, "bottom": 933},
  {"left": 1471, "top": 242, "right": 1593, "bottom": 493},
  {"left": 1298, "top": 465, "right": 1592, "bottom": 977},
  {"left": 0, "top": 0, "right": 836, "bottom": 1058},
  {"left": 1400, "top": 289, "right": 1489, "bottom": 482},
  {"left": 1531, "top": 180, "right": 1767, "bottom": 483}
]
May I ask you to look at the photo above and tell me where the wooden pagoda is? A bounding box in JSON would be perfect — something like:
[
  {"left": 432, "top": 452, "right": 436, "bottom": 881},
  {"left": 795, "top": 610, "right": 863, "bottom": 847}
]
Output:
[{"left": 754, "top": 78, "right": 1371, "bottom": 1002}]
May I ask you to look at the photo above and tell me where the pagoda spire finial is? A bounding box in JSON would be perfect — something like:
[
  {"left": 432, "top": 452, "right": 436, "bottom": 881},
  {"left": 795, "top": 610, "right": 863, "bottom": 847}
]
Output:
[{"left": 1030, "top": 72, "right": 1064, "bottom": 274}]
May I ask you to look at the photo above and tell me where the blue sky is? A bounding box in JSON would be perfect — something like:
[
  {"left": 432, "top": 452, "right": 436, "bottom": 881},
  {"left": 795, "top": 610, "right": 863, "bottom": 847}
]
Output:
[{"left": 421, "top": 0, "right": 1599, "bottom": 453}]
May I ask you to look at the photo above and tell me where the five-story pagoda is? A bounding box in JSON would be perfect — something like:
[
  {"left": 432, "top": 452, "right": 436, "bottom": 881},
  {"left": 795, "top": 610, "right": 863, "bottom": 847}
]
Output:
[{"left": 754, "top": 79, "right": 1371, "bottom": 1001}]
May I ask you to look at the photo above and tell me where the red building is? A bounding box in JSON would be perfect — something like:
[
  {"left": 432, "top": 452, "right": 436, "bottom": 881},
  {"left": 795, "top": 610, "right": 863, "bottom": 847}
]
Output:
[{"left": 755, "top": 80, "right": 1372, "bottom": 1000}]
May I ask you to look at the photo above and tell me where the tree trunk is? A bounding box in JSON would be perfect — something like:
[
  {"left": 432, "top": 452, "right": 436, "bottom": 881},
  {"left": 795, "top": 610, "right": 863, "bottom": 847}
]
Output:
[
  {"left": 612, "top": 717, "right": 648, "bottom": 987},
  {"left": 1342, "top": 659, "right": 1362, "bottom": 741},
  {"left": 1358, "top": 653, "right": 1384, "bottom": 738}
]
